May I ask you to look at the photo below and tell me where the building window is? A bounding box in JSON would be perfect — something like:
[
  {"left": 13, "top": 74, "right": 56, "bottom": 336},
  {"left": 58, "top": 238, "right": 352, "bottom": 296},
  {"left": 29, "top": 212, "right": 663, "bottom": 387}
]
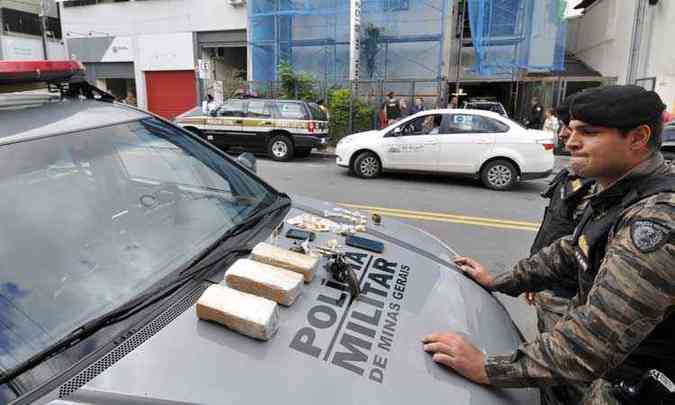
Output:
[
  {"left": 384, "top": 0, "right": 409, "bottom": 11},
  {"left": 1, "top": 8, "right": 42, "bottom": 37}
]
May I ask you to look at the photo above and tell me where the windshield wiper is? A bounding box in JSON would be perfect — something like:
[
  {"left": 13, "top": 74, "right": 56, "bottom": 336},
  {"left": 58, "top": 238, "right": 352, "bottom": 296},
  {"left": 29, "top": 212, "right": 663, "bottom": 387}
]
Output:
[{"left": 0, "top": 194, "right": 291, "bottom": 387}]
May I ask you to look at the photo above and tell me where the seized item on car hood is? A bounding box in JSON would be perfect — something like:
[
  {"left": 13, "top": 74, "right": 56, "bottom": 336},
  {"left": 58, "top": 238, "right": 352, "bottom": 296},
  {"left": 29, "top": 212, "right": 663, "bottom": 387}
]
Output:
[
  {"left": 251, "top": 242, "right": 319, "bottom": 282},
  {"left": 286, "top": 213, "right": 336, "bottom": 232},
  {"left": 326, "top": 252, "right": 360, "bottom": 301},
  {"left": 196, "top": 284, "right": 279, "bottom": 340},
  {"left": 225, "top": 259, "right": 304, "bottom": 306}
]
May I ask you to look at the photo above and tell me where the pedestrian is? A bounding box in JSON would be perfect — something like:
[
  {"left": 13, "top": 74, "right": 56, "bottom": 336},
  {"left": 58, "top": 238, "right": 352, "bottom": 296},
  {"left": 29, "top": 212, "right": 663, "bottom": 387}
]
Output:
[
  {"left": 410, "top": 97, "right": 425, "bottom": 115},
  {"left": 316, "top": 99, "right": 329, "bottom": 116},
  {"left": 202, "top": 94, "right": 216, "bottom": 114},
  {"left": 449, "top": 96, "right": 459, "bottom": 109},
  {"left": 543, "top": 108, "right": 560, "bottom": 138},
  {"left": 527, "top": 97, "right": 544, "bottom": 129},
  {"left": 384, "top": 91, "right": 401, "bottom": 125},
  {"left": 399, "top": 98, "right": 409, "bottom": 118},
  {"left": 422, "top": 85, "right": 675, "bottom": 405}
]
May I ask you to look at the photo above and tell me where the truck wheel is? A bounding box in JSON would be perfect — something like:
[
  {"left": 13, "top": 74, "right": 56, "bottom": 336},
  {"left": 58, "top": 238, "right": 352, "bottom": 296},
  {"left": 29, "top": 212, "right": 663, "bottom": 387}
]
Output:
[
  {"left": 481, "top": 159, "right": 517, "bottom": 190},
  {"left": 267, "top": 135, "right": 294, "bottom": 161},
  {"left": 352, "top": 151, "right": 381, "bottom": 178}
]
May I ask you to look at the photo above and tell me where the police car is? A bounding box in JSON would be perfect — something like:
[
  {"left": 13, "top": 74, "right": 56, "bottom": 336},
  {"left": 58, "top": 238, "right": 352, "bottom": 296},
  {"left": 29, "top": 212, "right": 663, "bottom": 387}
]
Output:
[
  {"left": 174, "top": 98, "right": 329, "bottom": 161},
  {"left": 0, "top": 61, "right": 536, "bottom": 404},
  {"left": 335, "top": 109, "right": 555, "bottom": 190}
]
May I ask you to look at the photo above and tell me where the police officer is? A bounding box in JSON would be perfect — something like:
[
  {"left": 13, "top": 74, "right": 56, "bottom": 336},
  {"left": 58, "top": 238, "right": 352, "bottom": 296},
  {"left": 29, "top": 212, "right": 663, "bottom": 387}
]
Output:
[
  {"left": 527, "top": 95, "right": 595, "bottom": 334},
  {"left": 422, "top": 85, "right": 675, "bottom": 405}
]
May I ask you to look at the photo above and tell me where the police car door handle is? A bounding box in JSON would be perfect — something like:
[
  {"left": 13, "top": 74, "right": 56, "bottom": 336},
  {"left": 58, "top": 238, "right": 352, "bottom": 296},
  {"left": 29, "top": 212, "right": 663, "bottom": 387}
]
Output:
[
  {"left": 263, "top": 121, "right": 273, "bottom": 125},
  {"left": 476, "top": 138, "right": 491, "bottom": 144},
  {"left": 234, "top": 120, "right": 243, "bottom": 124}
]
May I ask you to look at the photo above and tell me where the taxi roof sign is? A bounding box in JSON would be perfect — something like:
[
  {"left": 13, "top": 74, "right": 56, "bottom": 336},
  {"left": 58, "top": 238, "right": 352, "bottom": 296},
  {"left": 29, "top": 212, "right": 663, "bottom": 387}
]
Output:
[{"left": 0, "top": 60, "right": 85, "bottom": 85}]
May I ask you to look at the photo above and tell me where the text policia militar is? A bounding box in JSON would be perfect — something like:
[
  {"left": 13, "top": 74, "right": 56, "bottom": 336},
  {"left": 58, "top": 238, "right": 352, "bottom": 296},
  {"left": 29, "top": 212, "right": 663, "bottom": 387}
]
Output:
[{"left": 290, "top": 252, "right": 411, "bottom": 383}]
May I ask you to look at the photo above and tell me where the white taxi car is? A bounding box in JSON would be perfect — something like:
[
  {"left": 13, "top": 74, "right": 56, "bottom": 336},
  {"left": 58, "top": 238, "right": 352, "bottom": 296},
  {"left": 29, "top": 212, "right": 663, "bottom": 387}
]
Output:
[{"left": 336, "top": 109, "right": 555, "bottom": 190}]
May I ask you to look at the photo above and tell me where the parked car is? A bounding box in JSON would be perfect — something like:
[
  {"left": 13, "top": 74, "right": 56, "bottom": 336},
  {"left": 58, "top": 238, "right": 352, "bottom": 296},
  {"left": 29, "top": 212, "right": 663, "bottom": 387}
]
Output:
[
  {"left": 461, "top": 99, "right": 508, "bottom": 117},
  {"left": 662, "top": 123, "right": 675, "bottom": 163},
  {"left": 336, "top": 109, "right": 555, "bottom": 190},
  {"left": 0, "top": 61, "right": 537, "bottom": 405},
  {"left": 175, "top": 98, "right": 329, "bottom": 161}
]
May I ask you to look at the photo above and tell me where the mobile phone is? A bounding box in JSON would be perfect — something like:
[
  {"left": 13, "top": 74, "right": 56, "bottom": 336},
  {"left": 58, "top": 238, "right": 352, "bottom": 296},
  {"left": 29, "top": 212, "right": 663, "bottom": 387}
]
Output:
[
  {"left": 345, "top": 235, "right": 384, "bottom": 253},
  {"left": 286, "top": 228, "right": 316, "bottom": 241}
]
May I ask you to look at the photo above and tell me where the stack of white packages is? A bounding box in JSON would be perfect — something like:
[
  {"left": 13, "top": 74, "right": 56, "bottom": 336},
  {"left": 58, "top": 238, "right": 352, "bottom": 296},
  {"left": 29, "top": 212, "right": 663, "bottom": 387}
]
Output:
[
  {"left": 197, "top": 242, "right": 319, "bottom": 340},
  {"left": 196, "top": 285, "right": 279, "bottom": 341},
  {"left": 250, "top": 242, "right": 319, "bottom": 282},
  {"left": 225, "top": 258, "right": 303, "bottom": 306}
]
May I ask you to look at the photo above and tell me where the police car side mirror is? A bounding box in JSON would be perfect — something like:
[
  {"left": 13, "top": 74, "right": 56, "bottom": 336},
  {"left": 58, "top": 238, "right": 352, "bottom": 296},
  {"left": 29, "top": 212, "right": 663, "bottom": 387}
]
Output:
[
  {"left": 209, "top": 110, "right": 218, "bottom": 117},
  {"left": 237, "top": 152, "right": 257, "bottom": 173}
]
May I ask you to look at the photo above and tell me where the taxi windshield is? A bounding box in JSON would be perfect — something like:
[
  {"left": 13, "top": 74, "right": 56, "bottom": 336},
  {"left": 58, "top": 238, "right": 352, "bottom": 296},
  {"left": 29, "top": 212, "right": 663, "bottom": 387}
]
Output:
[{"left": 0, "top": 117, "right": 275, "bottom": 373}]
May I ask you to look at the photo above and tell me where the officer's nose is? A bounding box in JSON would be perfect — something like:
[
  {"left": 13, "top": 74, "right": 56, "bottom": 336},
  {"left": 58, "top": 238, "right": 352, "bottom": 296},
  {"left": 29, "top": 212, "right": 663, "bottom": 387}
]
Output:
[{"left": 565, "top": 129, "right": 582, "bottom": 153}]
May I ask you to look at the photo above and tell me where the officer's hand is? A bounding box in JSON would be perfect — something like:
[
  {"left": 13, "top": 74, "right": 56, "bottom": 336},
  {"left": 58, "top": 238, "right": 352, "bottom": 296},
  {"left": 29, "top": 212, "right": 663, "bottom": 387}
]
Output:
[
  {"left": 525, "top": 292, "right": 536, "bottom": 305},
  {"left": 454, "top": 256, "right": 495, "bottom": 289},
  {"left": 422, "top": 331, "right": 489, "bottom": 385}
]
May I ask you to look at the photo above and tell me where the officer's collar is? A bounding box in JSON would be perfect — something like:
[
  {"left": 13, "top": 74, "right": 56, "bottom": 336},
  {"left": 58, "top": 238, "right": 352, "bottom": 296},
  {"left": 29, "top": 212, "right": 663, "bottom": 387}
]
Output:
[{"left": 589, "top": 153, "right": 665, "bottom": 203}]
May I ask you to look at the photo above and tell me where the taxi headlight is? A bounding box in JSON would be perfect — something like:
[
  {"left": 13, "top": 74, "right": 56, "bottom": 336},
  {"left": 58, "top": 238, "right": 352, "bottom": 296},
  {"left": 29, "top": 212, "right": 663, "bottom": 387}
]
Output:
[{"left": 337, "top": 136, "right": 354, "bottom": 147}]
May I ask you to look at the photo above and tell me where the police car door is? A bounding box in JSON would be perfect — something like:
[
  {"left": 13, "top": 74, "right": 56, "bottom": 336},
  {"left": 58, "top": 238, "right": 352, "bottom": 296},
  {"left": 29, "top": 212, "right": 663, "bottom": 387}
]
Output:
[
  {"left": 207, "top": 99, "right": 245, "bottom": 147},
  {"left": 382, "top": 114, "right": 439, "bottom": 171},
  {"left": 437, "top": 113, "right": 496, "bottom": 173}
]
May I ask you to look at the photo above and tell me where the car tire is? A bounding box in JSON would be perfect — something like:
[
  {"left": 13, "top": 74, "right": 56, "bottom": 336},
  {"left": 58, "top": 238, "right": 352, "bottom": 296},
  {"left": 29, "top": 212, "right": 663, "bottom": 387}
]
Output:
[
  {"left": 352, "top": 151, "right": 381, "bottom": 179},
  {"left": 296, "top": 148, "right": 312, "bottom": 158},
  {"left": 267, "top": 135, "right": 294, "bottom": 161},
  {"left": 481, "top": 159, "right": 517, "bottom": 191}
]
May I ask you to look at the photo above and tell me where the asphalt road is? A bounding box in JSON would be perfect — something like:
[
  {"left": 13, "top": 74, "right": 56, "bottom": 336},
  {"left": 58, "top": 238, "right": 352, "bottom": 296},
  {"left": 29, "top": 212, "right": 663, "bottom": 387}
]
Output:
[{"left": 254, "top": 152, "right": 571, "bottom": 341}]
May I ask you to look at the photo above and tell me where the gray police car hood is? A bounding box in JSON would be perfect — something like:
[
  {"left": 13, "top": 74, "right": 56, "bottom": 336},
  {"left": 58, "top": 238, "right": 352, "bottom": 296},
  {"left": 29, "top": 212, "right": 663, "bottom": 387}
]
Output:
[{"left": 49, "top": 196, "right": 537, "bottom": 405}]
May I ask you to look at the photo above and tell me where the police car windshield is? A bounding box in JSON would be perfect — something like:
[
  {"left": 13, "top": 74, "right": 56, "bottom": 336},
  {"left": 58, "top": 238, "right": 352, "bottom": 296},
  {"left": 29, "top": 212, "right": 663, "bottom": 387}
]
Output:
[{"left": 0, "top": 117, "right": 275, "bottom": 373}]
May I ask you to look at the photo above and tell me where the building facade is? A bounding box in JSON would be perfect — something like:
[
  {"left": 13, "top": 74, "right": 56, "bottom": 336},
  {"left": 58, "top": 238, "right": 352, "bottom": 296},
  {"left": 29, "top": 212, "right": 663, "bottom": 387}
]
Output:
[
  {"left": 0, "top": 0, "right": 65, "bottom": 61},
  {"left": 59, "top": 0, "right": 247, "bottom": 119},
  {"left": 567, "top": 0, "right": 675, "bottom": 113}
]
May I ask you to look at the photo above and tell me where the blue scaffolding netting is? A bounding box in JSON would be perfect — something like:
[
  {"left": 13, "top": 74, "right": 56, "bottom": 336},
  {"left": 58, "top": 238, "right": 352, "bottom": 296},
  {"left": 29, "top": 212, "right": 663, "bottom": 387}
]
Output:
[
  {"left": 249, "top": 0, "right": 567, "bottom": 82},
  {"left": 467, "top": 0, "right": 567, "bottom": 76},
  {"left": 248, "top": 0, "right": 449, "bottom": 82}
]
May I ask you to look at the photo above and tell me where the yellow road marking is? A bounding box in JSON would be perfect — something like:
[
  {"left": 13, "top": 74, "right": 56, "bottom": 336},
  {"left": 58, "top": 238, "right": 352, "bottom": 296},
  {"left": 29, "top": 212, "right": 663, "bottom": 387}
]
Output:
[{"left": 338, "top": 203, "right": 540, "bottom": 232}]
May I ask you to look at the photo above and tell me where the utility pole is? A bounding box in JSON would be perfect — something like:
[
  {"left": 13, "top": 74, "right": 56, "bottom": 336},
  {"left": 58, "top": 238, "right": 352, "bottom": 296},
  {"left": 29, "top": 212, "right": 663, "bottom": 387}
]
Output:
[
  {"left": 455, "top": 0, "right": 466, "bottom": 98},
  {"left": 39, "top": 0, "right": 49, "bottom": 60}
]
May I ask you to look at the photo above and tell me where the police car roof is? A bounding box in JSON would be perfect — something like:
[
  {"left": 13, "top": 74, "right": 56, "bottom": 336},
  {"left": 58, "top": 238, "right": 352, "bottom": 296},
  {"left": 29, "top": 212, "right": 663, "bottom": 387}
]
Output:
[{"left": 0, "top": 97, "right": 149, "bottom": 145}]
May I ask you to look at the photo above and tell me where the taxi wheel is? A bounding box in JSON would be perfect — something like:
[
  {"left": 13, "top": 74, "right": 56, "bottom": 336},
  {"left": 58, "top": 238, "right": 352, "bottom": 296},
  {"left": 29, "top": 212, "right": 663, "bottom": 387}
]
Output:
[
  {"left": 481, "top": 159, "right": 517, "bottom": 191},
  {"left": 353, "top": 152, "right": 381, "bottom": 179},
  {"left": 267, "top": 135, "right": 294, "bottom": 162}
]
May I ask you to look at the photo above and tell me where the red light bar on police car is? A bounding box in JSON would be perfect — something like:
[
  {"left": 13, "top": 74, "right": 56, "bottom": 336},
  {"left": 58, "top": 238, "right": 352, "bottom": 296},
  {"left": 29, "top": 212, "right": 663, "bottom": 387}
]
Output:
[{"left": 0, "top": 60, "right": 85, "bottom": 85}]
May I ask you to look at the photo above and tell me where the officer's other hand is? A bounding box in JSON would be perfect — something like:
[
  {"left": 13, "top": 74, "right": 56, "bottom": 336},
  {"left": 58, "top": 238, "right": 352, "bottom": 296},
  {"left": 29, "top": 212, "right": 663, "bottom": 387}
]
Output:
[
  {"left": 525, "top": 292, "right": 536, "bottom": 305},
  {"left": 454, "top": 256, "right": 494, "bottom": 289},
  {"left": 422, "top": 331, "right": 489, "bottom": 385}
]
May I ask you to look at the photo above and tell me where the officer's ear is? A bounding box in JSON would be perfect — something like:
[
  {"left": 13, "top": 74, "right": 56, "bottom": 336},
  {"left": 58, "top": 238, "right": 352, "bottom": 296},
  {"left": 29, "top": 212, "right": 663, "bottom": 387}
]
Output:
[{"left": 626, "top": 125, "right": 652, "bottom": 152}]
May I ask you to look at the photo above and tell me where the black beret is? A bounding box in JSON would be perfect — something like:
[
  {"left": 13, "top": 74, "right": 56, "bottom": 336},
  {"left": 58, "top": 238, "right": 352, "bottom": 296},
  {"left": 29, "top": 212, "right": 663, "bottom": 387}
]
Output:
[
  {"left": 570, "top": 85, "right": 666, "bottom": 128},
  {"left": 555, "top": 93, "right": 579, "bottom": 126}
]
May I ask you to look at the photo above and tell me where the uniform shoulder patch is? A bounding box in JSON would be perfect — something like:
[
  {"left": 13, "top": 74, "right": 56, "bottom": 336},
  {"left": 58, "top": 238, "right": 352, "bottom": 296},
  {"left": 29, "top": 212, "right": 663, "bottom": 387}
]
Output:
[{"left": 630, "top": 220, "right": 671, "bottom": 253}]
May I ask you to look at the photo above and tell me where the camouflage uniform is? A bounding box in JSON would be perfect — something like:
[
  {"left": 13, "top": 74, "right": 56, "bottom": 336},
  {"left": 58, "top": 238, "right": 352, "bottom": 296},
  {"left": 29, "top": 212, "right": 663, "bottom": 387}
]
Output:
[
  {"left": 530, "top": 169, "right": 594, "bottom": 335},
  {"left": 484, "top": 154, "right": 675, "bottom": 404}
]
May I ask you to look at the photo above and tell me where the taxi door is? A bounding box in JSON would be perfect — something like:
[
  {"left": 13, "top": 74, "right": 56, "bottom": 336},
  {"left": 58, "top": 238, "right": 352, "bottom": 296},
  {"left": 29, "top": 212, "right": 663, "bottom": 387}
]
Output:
[{"left": 381, "top": 115, "right": 439, "bottom": 171}]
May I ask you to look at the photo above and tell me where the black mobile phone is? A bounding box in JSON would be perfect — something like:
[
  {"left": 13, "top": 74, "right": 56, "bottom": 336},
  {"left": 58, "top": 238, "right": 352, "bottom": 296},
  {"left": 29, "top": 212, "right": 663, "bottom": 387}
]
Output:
[
  {"left": 286, "top": 228, "right": 316, "bottom": 241},
  {"left": 345, "top": 235, "right": 384, "bottom": 253}
]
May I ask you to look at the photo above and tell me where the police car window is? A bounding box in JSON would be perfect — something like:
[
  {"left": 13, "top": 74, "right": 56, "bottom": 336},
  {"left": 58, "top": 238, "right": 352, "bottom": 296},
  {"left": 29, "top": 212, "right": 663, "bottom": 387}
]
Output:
[
  {"left": 247, "top": 100, "right": 271, "bottom": 118},
  {"left": 277, "top": 103, "right": 308, "bottom": 120},
  {"left": 218, "top": 100, "right": 245, "bottom": 117},
  {"left": 0, "top": 117, "right": 275, "bottom": 379}
]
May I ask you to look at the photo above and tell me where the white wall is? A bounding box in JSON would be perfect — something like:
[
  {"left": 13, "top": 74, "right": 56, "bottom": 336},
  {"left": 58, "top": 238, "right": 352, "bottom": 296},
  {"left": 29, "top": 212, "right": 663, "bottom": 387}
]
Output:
[
  {"left": 60, "top": 0, "right": 246, "bottom": 38},
  {"left": 568, "top": 0, "right": 675, "bottom": 113},
  {"left": 61, "top": 0, "right": 246, "bottom": 109}
]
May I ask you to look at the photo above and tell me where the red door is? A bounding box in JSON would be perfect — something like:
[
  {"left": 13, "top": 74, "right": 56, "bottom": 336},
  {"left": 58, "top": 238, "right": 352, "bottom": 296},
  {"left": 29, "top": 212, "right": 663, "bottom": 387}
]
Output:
[{"left": 145, "top": 70, "right": 196, "bottom": 120}]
